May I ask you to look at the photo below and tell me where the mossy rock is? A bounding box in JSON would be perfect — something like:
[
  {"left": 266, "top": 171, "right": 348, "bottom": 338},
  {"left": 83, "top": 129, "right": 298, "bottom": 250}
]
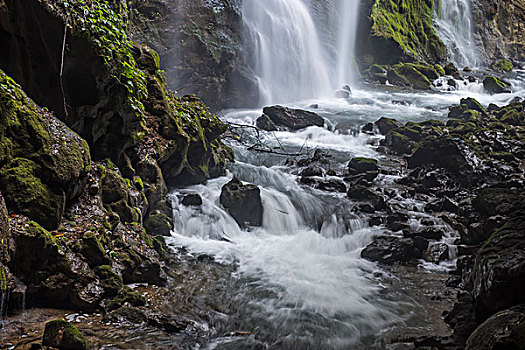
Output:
[
  {"left": 483, "top": 76, "right": 511, "bottom": 94},
  {"left": 348, "top": 157, "right": 379, "bottom": 175},
  {"left": 43, "top": 319, "right": 88, "bottom": 350},
  {"left": 460, "top": 98, "right": 486, "bottom": 115},
  {"left": 500, "top": 109, "right": 524, "bottom": 126},
  {"left": 374, "top": 117, "right": 400, "bottom": 135},
  {"left": 107, "top": 286, "right": 147, "bottom": 311},
  {"left": 79, "top": 232, "right": 110, "bottom": 267},
  {"left": 491, "top": 59, "right": 513, "bottom": 73},
  {"left": 144, "top": 212, "right": 173, "bottom": 236},
  {"left": 444, "top": 62, "right": 459, "bottom": 76},
  {"left": 95, "top": 265, "right": 123, "bottom": 296},
  {"left": 384, "top": 130, "right": 414, "bottom": 155},
  {"left": 388, "top": 64, "right": 432, "bottom": 90},
  {"left": 434, "top": 64, "right": 445, "bottom": 76}
]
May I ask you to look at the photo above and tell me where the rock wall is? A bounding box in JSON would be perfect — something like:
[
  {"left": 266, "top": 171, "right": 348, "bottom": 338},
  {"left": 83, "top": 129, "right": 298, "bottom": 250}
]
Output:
[
  {"left": 472, "top": 0, "right": 525, "bottom": 62},
  {"left": 130, "top": 0, "right": 258, "bottom": 111},
  {"left": 356, "top": 0, "right": 446, "bottom": 67}
]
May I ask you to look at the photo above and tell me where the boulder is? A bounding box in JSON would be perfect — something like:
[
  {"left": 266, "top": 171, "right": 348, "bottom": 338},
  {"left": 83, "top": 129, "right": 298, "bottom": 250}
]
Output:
[
  {"left": 335, "top": 89, "right": 351, "bottom": 99},
  {"left": 383, "top": 130, "right": 414, "bottom": 155},
  {"left": 220, "top": 178, "right": 263, "bottom": 228},
  {"left": 347, "top": 157, "right": 379, "bottom": 176},
  {"left": 374, "top": 117, "right": 400, "bottom": 135},
  {"left": 444, "top": 62, "right": 460, "bottom": 76},
  {"left": 491, "top": 59, "right": 513, "bottom": 73},
  {"left": 255, "top": 114, "right": 278, "bottom": 131},
  {"left": 361, "top": 236, "right": 429, "bottom": 264},
  {"left": 144, "top": 212, "right": 174, "bottom": 236},
  {"left": 465, "top": 305, "right": 525, "bottom": 350},
  {"left": 256, "top": 105, "right": 324, "bottom": 131},
  {"left": 483, "top": 76, "right": 511, "bottom": 94},
  {"left": 43, "top": 319, "right": 88, "bottom": 350},
  {"left": 181, "top": 194, "right": 203, "bottom": 207}
]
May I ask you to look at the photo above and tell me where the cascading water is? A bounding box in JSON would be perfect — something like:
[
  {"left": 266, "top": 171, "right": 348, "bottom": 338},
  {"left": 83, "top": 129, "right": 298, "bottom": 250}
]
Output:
[
  {"left": 242, "top": 0, "right": 332, "bottom": 105},
  {"left": 435, "top": 0, "right": 479, "bottom": 68},
  {"left": 335, "top": 0, "right": 361, "bottom": 87}
]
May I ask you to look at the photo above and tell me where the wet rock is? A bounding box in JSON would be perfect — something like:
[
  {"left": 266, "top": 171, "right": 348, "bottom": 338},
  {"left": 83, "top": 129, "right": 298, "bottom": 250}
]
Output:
[
  {"left": 362, "top": 122, "right": 374, "bottom": 133},
  {"left": 300, "top": 177, "right": 347, "bottom": 193},
  {"left": 444, "top": 62, "right": 459, "bottom": 76},
  {"left": 43, "top": 319, "right": 88, "bottom": 350},
  {"left": 361, "top": 236, "right": 429, "bottom": 264},
  {"left": 220, "top": 177, "right": 263, "bottom": 228},
  {"left": 473, "top": 187, "right": 523, "bottom": 216},
  {"left": 105, "top": 307, "right": 148, "bottom": 324},
  {"left": 181, "top": 194, "right": 203, "bottom": 207},
  {"left": 300, "top": 166, "right": 324, "bottom": 177},
  {"left": 94, "top": 265, "right": 122, "bottom": 297},
  {"left": 309, "top": 104, "right": 319, "bottom": 109},
  {"left": 369, "top": 216, "right": 384, "bottom": 227},
  {"left": 347, "top": 157, "right": 378, "bottom": 175},
  {"left": 255, "top": 114, "right": 278, "bottom": 131},
  {"left": 374, "top": 117, "right": 400, "bottom": 135},
  {"left": 425, "top": 243, "right": 449, "bottom": 263},
  {"left": 491, "top": 59, "right": 513, "bottom": 73},
  {"left": 347, "top": 185, "right": 384, "bottom": 208},
  {"left": 383, "top": 130, "right": 414, "bottom": 155},
  {"left": 78, "top": 231, "right": 110, "bottom": 267},
  {"left": 106, "top": 286, "right": 147, "bottom": 311},
  {"left": 425, "top": 197, "right": 459, "bottom": 213},
  {"left": 483, "top": 76, "right": 511, "bottom": 94},
  {"left": 144, "top": 212, "right": 174, "bottom": 236},
  {"left": 335, "top": 89, "right": 351, "bottom": 99},
  {"left": 465, "top": 217, "right": 525, "bottom": 320},
  {"left": 256, "top": 105, "right": 324, "bottom": 131},
  {"left": 0, "top": 192, "right": 14, "bottom": 265},
  {"left": 465, "top": 305, "right": 525, "bottom": 350}
]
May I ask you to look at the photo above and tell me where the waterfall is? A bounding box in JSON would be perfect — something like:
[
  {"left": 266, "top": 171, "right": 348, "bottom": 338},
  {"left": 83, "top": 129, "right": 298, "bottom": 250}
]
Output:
[
  {"left": 243, "top": 0, "right": 332, "bottom": 105},
  {"left": 435, "top": 0, "right": 479, "bottom": 68},
  {"left": 335, "top": 0, "right": 361, "bottom": 87},
  {"left": 242, "top": 0, "right": 361, "bottom": 105}
]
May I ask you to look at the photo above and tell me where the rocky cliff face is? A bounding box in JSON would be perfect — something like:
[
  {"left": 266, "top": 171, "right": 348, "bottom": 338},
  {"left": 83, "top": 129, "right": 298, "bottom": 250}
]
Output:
[
  {"left": 472, "top": 0, "right": 525, "bottom": 62},
  {"left": 130, "top": 0, "right": 258, "bottom": 111},
  {"left": 356, "top": 0, "right": 446, "bottom": 67},
  {"left": 0, "top": 0, "right": 231, "bottom": 314}
]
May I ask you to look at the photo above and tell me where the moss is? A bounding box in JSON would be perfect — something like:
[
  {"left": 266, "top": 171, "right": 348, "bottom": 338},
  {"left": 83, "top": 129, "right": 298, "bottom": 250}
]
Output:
[
  {"left": 483, "top": 76, "right": 511, "bottom": 94},
  {"left": 501, "top": 110, "right": 523, "bottom": 126},
  {"left": 79, "top": 231, "right": 109, "bottom": 267},
  {"left": 94, "top": 265, "right": 123, "bottom": 296},
  {"left": 0, "top": 158, "right": 64, "bottom": 229},
  {"left": 43, "top": 319, "right": 88, "bottom": 350},
  {"left": 106, "top": 285, "right": 146, "bottom": 311},
  {"left": 434, "top": 64, "right": 445, "bottom": 75},
  {"left": 491, "top": 59, "right": 513, "bottom": 72},
  {"left": 388, "top": 63, "right": 433, "bottom": 89},
  {"left": 0, "top": 264, "right": 6, "bottom": 291},
  {"left": 369, "top": 0, "right": 446, "bottom": 63}
]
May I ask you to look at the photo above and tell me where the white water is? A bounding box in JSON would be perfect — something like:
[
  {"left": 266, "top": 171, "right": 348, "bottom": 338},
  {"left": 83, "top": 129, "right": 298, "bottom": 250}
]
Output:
[
  {"left": 243, "top": 0, "right": 361, "bottom": 106},
  {"left": 335, "top": 0, "right": 361, "bottom": 87},
  {"left": 435, "top": 0, "right": 479, "bottom": 68},
  {"left": 243, "top": 0, "right": 332, "bottom": 105}
]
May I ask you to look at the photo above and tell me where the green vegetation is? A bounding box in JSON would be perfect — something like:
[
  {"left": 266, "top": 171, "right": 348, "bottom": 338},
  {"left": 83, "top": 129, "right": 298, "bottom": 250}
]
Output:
[{"left": 491, "top": 59, "right": 513, "bottom": 72}]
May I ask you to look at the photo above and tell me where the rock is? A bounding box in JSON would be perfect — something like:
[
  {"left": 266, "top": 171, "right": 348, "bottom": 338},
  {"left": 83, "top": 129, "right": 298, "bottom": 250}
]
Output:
[
  {"left": 43, "top": 319, "right": 88, "bottom": 350},
  {"left": 425, "top": 197, "right": 459, "bottom": 213},
  {"left": 491, "top": 59, "right": 513, "bottom": 72},
  {"left": 255, "top": 114, "right": 278, "bottom": 131},
  {"left": 369, "top": 216, "right": 384, "bottom": 226},
  {"left": 383, "top": 130, "right": 414, "bottom": 155},
  {"left": 444, "top": 62, "right": 459, "bottom": 76},
  {"left": 362, "top": 122, "right": 374, "bottom": 133},
  {"left": 94, "top": 265, "right": 122, "bottom": 297},
  {"left": 181, "top": 194, "right": 203, "bottom": 207},
  {"left": 465, "top": 218, "right": 525, "bottom": 320},
  {"left": 300, "top": 166, "right": 324, "bottom": 177},
  {"left": 335, "top": 89, "right": 351, "bottom": 99},
  {"left": 220, "top": 177, "right": 263, "bottom": 228},
  {"left": 473, "top": 188, "right": 523, "bottom": 217},
  {"left": 347, "top": 157, "right": 379, "bottom": 175},
  {"left": 144, "top": 212, "right": 173, "bottom": 236},
  {"left": 463, "top": 66, "right": 473, "bottom": 72},
  {"left": 483, "top": 76, "right": 511, "bottom": 94},
  {"left": 105, "top": 306, "right": 148, "bottom": 324},
  {"left": 387, "top": 64, "right": 432, "bottom": 90},
  {"left": 361, "top": 236, "right": 429, "bottom": 264},
  {"left": 0, "top": 192, "right": 14, "bottom": 265},
  {"left": 374, "top": 117, "right": 400, "bottom": 135},
  {"left": 316, "top": 179, "right": 347, "bottom": 193},
  {"left": 347, "top": 185, "right": 385, "bottom": 210},
  {"left": 106, "top": 286, "right": 147, "bottom": 311},
  {"left": 256, "top": 106, "right": 324, "bottom": 131},
  {"left": 342, "top": 84, "right": 352, "bottom": 93},
  {"left": 309, "top": 104, "right": 319, "bottom": 109},
  {"left": 79, "top": 232, "right": 110, "bottom": 267},
  {"left": 465, "top": 305, "right": 525, "bottom": 350},
  {"left": 460, "top": 97, "right": 486, "bottom": 114},
  {"left": 487, "top": 103, "right": 500, "bottom": 112},
  {"left": 425, "top": 243, "right": 449, "bottom": 263}
]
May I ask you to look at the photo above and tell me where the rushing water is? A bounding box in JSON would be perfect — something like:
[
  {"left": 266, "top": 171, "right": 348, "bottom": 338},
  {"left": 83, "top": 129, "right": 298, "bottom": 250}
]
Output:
[
  {"left": 166, "top": 70, "right": 525, "bottom": 348},
  {"left": 435, "top": 0, "right": 479, "bottom": 68},
  {"left": 335, "top": 0, "right": 361, "bottom": 88}
]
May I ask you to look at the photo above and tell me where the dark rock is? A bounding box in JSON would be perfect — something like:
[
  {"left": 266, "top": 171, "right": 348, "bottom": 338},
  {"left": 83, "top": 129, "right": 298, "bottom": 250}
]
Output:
[
  {"left": 465, "top": 305, "right": 525, "bottom": 350},
  {"left": 43, "top": 319, "right": 88, "bottom": 350},
  {"left": 257, "top": 106, "right": 324, "bottom": 131},
  {"left": 144, "top": 212, "right": 174, "bottom": 236},
  {"left": 425, "top": 243, "right": 449, "bottom": 263},
  {"left": 79, "top": 232, "right": 110, "bottom": 267},
  {"left": 444, "top": 62, "right": 459, "bottom": 76},
  {"left": 425, "top": 197, "right": 459, "bottom": 213},
  {"left": 361, "top": 236, "right": 429, "bottom": 264},
  {"left": 309, "top": 104, "right": 319, "bottom": 109},
  {"left": 487, "top": 103, "right": 500, "bottom": 112},
  {"left": 362, "top": 122, "right": 374, "bottom": 133},
  {"left": 255, "top": 114, "right": 278, "bottom": 131},
  {"left": 181, "top": 194, "right": 203, "bottom": 207},
  {"left": 387, "top": 221, "right": 410, "bottom": 232},
  {"left": 460, "top": 97, "right": 486, "bottom": 114},
  {"left": 374, "top": 117, "right": 400, "bottom": 135},
  {"left": 0, "top": 192, "right": 14, "bottom": 265},
  {"left": 317, "top": 179, "right": 347, "bottom": 193},
  {"left": 383, "top": 130, "right": 414, "bottom": 155},
  {"left": 473, "top": 187, "right": 523, "bottom": 216},
  {"left": 369, "top": 216, "right": 384, "bottom": 226},
  {"left": 342, "top": 85, "right": 352, "bottom": 93},
  {"left": 483, "top": 76, "right": 511, "bottom": 94},
  {"left": 106, "top": 286, "right": 147, "bottom": 312},
  {"left": 220, "top": 177, "right": 263, "bottom": 228},
  {"left": 347, "top": 157, "right": 378, "bottom": 175},
  {"left": 105, "top": 306, "right": 148, "bottom": 324},
  {"left": 300, "top": 166, "right": 324, "bottom": 177}
]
